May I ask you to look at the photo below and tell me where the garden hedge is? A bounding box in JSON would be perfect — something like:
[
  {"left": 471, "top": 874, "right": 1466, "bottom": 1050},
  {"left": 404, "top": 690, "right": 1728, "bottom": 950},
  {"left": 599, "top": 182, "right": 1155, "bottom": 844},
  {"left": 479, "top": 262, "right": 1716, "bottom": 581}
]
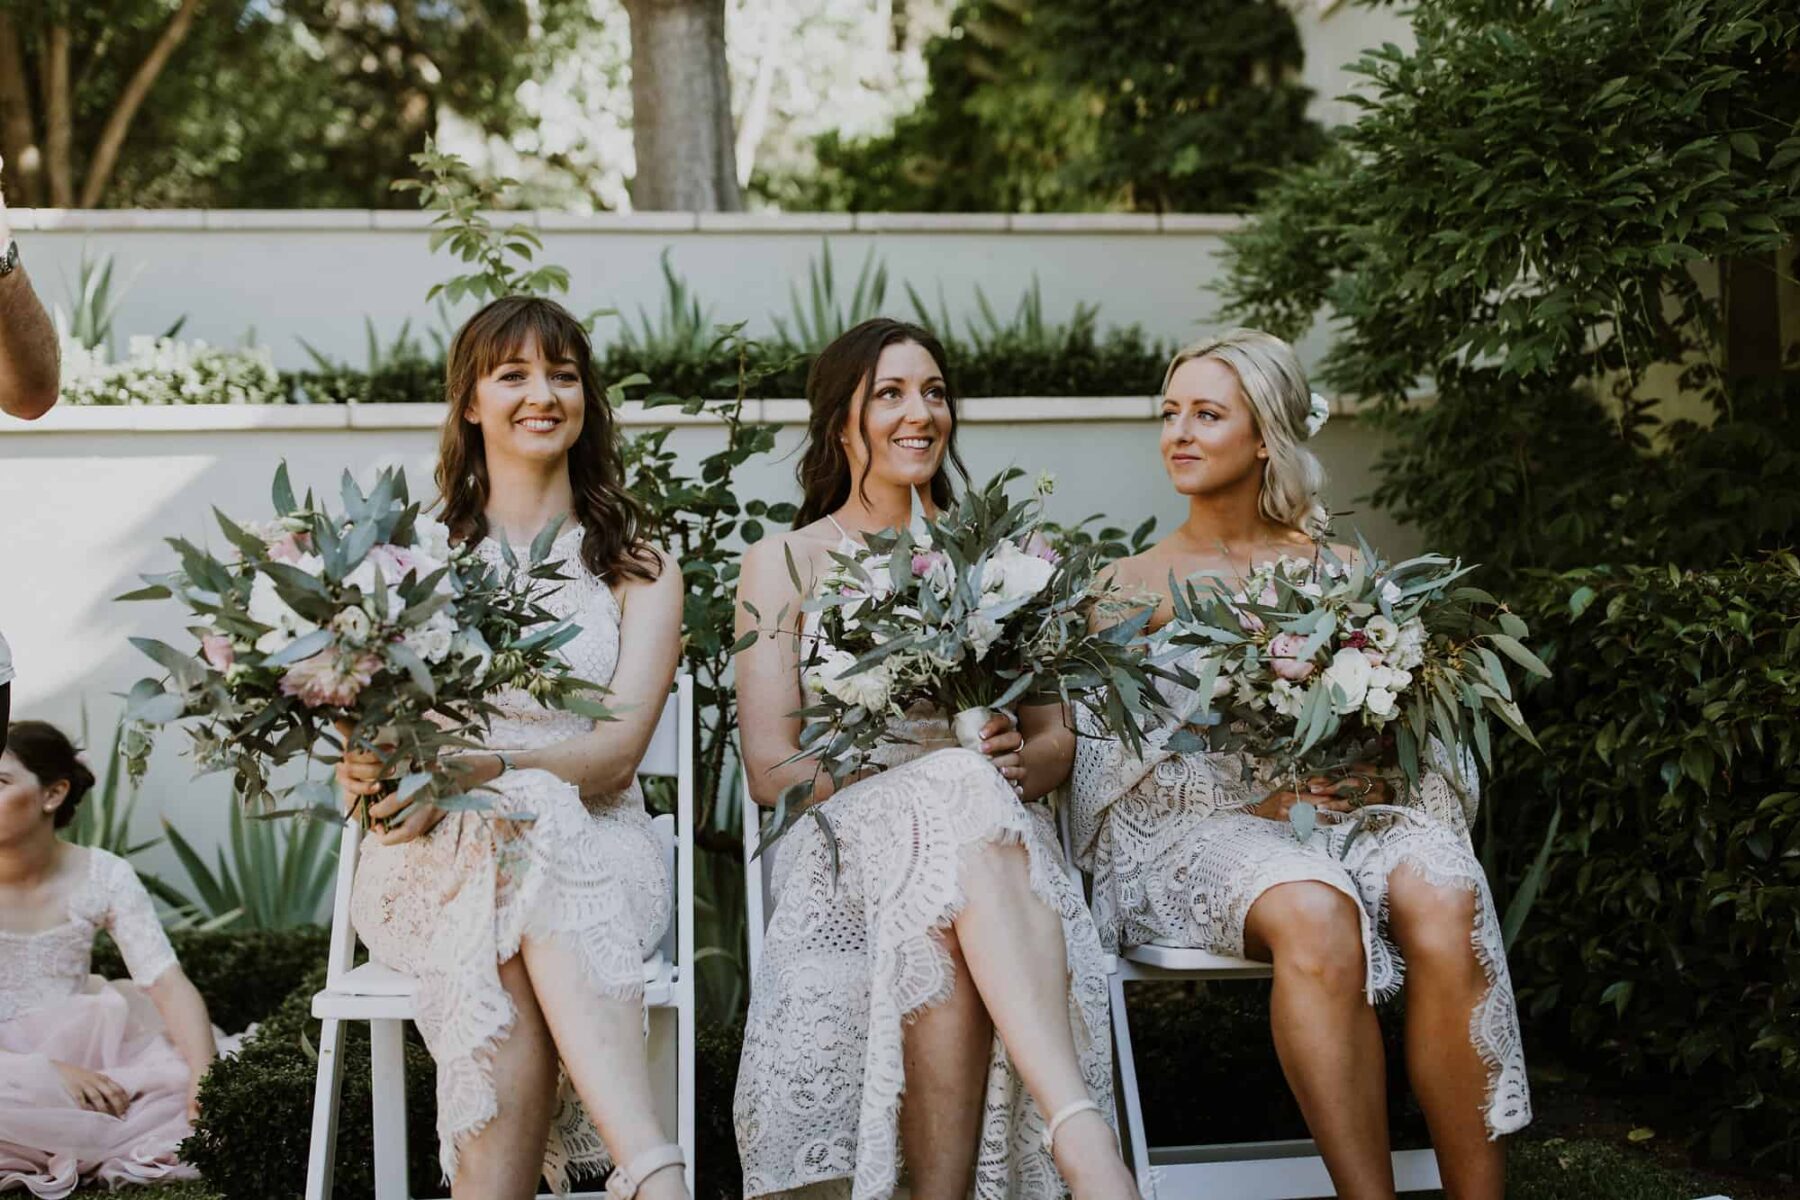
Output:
[
  {"left": 1494, "top": 555, "right": 1800, "bottom": 1165},
  {"left": 93, "top": 927, "right": 330, "bottom": 1036}
]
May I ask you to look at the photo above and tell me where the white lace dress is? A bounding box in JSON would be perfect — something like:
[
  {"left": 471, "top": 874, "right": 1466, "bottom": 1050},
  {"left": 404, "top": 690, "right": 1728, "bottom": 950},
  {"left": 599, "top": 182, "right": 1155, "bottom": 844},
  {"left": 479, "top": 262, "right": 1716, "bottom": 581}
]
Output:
[
  {"left": 735, "top": 547, "right": 1114, "bottom": 1200},
  {"left": 351, "top": 525, "right": 670, "bottom": 1189},
  {"left": 1070, "top": 665, "right": 1531, "bottom": 1140}
]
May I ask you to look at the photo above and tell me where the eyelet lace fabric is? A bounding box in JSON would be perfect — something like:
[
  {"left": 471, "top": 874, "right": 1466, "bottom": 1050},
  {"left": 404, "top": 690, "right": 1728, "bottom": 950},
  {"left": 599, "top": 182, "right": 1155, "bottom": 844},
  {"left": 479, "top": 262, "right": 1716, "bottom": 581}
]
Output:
[
  {"left": 1069, "top": 664, "right": 1531, "bottom": 1140},
  {"left": 350, "top": 526, "right": 670, "bottom": 1190},
  {"left": 735, "top": 606, "right": 1114, "bottom": 1200}
]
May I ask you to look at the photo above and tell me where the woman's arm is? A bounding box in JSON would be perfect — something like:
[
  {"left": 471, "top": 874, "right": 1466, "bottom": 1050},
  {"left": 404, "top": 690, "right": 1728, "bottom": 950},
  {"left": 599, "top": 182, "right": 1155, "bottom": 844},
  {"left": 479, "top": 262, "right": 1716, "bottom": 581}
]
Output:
[
  {"left": 736, "top": 535, "right": 835, "bottom": 808},
  {"left": 351, "top": 545, "right": 686, "bottom": 843},
  {"left": 1015, "top": 702, "right": 1074, "bottom": 801},
  {"left": 146, "top": 968, "right": 217, "bottom": 1118}
]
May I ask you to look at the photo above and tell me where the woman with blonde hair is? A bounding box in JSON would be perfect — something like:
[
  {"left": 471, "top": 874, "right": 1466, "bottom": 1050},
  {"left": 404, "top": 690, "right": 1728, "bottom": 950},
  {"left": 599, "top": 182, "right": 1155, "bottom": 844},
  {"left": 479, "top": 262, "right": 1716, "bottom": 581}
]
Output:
[{"left": 1073, "top": 329, "right": 1528, "bottom": 1200}]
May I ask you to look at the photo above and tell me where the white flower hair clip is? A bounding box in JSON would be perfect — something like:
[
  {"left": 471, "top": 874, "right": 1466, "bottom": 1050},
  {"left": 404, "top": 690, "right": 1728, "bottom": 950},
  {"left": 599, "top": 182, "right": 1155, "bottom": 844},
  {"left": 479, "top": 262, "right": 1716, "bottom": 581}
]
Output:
[{"left": 1305, "top": 392, "right": 1331, "bottom": 438}]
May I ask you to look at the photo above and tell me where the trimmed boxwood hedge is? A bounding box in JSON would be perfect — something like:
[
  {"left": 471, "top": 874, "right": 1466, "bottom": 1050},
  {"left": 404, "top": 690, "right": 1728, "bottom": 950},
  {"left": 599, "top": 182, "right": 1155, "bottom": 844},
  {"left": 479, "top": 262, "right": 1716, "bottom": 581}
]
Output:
[
  {"left": 93, "top": 927, "right": 329, "bottom": 1036},
  {"left": 1492, "top": 555, "right": 1800, "bottom": 1166}
]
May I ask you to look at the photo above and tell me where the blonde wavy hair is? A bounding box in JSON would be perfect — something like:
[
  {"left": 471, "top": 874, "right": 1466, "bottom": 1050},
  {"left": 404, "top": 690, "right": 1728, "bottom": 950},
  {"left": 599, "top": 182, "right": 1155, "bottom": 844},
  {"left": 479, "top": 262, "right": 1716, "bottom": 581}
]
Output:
[{"left": 1162, "top": 328, "right": 1330, "bottom": 540}]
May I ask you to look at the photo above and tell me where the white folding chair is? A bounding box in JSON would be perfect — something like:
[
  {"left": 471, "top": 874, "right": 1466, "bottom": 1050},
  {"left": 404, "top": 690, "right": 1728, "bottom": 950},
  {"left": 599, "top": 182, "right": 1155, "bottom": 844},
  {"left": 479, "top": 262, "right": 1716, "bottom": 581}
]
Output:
[
  {"left": 304, "top": 675, "right": 697, "bottom": 1200},
  {"left": 1055, "top": 799, "right": 1441, "bottom": 1200}
]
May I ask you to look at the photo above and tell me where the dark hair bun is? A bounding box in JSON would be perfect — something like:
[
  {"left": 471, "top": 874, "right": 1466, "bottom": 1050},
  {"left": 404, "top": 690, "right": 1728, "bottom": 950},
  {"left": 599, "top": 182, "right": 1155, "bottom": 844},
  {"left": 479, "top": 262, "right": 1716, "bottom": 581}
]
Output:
[{"left": 5, "top": 720, "right": 97, "bottom": 828}]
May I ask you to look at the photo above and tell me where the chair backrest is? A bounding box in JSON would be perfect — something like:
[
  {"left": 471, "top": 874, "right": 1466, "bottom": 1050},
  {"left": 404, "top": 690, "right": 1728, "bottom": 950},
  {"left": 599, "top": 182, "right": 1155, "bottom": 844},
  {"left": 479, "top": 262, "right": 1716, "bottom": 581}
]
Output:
[
  {"left": 324, "top": 675, "right": 695, "bottom": 991},
  {"left": 741, "top": 781, "right": 775, "bottom": 977}
]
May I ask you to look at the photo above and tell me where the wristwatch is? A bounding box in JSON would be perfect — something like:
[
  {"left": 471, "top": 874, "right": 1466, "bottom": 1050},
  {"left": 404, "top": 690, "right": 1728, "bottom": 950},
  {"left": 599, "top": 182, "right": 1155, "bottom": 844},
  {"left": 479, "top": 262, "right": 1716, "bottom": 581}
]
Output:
[{"left": 0, "top": 239, "right": 18, "bottom": 278}]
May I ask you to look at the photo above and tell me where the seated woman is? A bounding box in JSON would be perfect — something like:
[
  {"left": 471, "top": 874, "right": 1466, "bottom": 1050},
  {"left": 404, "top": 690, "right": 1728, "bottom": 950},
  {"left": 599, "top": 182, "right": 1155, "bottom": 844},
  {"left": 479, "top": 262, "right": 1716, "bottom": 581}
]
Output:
[
  {"left": 1072, "top": 330, "right": 1529, "bottom": 1200},
  {"left": 0, "top": 720, "right": 219, "bottom": 1198}
]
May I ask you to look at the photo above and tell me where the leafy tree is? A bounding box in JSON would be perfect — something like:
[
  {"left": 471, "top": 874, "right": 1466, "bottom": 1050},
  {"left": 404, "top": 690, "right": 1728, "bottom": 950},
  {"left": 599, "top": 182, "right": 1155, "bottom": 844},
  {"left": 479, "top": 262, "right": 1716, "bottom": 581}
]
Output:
[
  {"left": 1220, "top": 0, "right": 1800, "bottom": 577},
  {"left": 761, "top": 0, "right": 1325, "bottom": 213}
]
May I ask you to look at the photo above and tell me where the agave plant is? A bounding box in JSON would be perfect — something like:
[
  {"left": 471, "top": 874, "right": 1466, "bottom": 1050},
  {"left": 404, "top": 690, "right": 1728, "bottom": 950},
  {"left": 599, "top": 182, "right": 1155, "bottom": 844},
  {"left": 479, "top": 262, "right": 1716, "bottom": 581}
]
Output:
[
  {"left": 54, "top": 247, "right": 185, "bottom": 355},
  {"left": 772, "top": 240, "right": 890, "bottom": 353},
  {"left": 162, "top": 803, "right": 338, "bottom": 930},
  {"left": 606, "top": 249, "right": 720, "bottom": 374}
]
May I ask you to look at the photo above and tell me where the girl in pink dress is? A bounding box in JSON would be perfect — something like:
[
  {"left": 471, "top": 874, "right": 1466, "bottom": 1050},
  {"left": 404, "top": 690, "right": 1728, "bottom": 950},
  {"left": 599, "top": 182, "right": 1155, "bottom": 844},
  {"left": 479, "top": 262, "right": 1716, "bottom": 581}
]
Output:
[{"left": 0, "top": 721, "right": 219, "bottom": 1198}]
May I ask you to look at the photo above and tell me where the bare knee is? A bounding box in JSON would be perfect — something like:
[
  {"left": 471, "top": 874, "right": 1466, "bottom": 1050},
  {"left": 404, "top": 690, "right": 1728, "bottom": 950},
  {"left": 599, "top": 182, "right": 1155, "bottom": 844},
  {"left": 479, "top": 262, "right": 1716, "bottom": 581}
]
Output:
[
  {"left": 1388, "top": 866, "right": 1481, "bottom": 973},
  {"left": 1254, "top": 881, "right": 1367, "bottom": 995}
]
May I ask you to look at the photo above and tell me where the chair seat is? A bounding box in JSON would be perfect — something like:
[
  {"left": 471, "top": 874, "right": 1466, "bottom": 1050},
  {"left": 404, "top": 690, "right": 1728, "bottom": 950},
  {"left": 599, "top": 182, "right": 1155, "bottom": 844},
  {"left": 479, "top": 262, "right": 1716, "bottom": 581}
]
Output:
[
  {"left": 313, "top": 955, "right": 679, "bottom": 1020},
  {"left": 1123, "top": 943, "right": 1275, "bottom": 977}
]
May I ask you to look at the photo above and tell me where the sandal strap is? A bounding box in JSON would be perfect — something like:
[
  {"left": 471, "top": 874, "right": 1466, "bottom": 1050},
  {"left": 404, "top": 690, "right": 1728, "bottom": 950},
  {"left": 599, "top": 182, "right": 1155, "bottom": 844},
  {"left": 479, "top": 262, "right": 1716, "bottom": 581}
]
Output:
[
  {"left": 606, "top": 1144, "right": 686, "bottom": 1200},
  {"left": 1044, "top": 1098, "right": 1104, "bottom": 1156}
]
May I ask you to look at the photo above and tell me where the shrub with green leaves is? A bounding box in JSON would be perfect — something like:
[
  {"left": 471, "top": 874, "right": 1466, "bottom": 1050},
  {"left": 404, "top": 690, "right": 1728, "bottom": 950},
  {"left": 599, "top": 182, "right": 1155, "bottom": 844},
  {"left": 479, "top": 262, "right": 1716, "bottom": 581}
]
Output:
[
  {"left": 1493, "top": 556, "right": 1800, "bottom": 1164},
  {"left": 92, "top": 927, "right": 330, "bottom": 1035}
]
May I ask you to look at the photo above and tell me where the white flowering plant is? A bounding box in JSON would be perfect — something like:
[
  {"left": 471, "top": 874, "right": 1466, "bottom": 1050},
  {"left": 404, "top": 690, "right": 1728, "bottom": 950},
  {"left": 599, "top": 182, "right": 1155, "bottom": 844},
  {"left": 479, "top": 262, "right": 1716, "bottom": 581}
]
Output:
[
  {"left": 119, "top": 464, "right": 614, "bottom": 828},
  {"left": 60, "top": 335, "right": 286, "bottom": 406},
  {"left": 1157, "top": 534, "right": 1550, "bottom": 841},
  {"left": 753, "top": 469, "right": 1175, "bottom": 859}
]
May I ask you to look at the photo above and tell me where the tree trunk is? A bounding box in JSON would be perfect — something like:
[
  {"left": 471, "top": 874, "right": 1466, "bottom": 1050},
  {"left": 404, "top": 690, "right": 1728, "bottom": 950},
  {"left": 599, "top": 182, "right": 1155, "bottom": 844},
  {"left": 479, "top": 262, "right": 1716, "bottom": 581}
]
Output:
[
  {"left": 42, "top": 22, "right": 71, "bottom": 207},
  {"left": 0, "top": 12, "right": 42, "bottom": 205},
  {"left": 625, "top": 0, "right": 741, "bottom": 211},
  {"left": 79, "top": 0, "right": 203, "bottom": 208}
]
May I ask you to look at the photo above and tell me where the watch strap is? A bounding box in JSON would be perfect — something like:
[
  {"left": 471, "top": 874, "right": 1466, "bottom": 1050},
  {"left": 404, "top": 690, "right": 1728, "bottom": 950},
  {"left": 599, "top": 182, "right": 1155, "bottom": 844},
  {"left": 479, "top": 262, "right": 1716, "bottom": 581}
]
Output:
[{"left": 0, "top": 239, "right": 18, "bottom": 277}]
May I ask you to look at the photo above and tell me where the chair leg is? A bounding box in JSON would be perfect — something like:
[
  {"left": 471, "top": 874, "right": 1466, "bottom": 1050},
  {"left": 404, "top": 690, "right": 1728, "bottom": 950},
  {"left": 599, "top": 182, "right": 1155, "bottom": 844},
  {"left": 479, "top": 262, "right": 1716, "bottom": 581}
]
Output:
[
  {"left": 370, "top": 1018, "right": 411, "bottom": 1200},
  {"left": 304, "top": 1017, "right": 347, "bottom": 1200},
  {"left": 1108, "top": 973, "right": 1157, "bottom": 1200},
  {"left": 677, "top": 990, "right": 696, "bottom": 1194}
]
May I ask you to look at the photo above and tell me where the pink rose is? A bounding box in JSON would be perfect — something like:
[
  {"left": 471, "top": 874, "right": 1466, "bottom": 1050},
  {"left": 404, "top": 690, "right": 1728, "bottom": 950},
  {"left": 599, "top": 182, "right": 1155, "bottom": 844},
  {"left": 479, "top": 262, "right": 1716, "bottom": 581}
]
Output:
[
  {"left": 279, "top": 648, "right": 380, "bottom": 708},
  {"left": 200, "top": 634, "right": 235, "bottom": 673},
  {"left": 1268, "top": 632, "right": 1315, "bottom": 681}
]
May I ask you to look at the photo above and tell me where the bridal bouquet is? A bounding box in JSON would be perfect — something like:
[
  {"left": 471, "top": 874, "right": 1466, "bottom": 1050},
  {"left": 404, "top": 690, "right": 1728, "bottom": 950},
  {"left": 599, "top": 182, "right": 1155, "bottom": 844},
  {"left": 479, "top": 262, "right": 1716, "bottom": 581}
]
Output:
[
  {"left": 119, "top": 464, "right": 613, "bottom": 826},
  {"left": 757, "top": 470, "right": 1173, "bottom": 857},
  {"left": 1157, "top": 537, "right": 1550, "bottom": 840}
]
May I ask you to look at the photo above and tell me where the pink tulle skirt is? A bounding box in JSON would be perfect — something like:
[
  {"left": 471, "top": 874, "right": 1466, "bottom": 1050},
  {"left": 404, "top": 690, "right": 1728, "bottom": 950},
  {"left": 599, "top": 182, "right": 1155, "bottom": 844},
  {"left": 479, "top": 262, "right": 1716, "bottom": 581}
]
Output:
[{"left": 0, "top": 978, "right": 198, "bottom": 1199}]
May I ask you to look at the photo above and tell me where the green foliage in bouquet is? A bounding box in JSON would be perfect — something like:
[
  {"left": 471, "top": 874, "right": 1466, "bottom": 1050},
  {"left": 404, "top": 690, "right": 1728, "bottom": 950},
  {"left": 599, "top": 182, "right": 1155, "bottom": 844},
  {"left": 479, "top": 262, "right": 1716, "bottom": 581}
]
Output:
[
  {"left": 753, "top": 469, "right": 1176, "bottom": 857},
  {"left": 1160, "top": 536, "right": 1550, "bottom": 819},
  {"left": 118, "top": 463, "right": 613, "bottom": 827}
]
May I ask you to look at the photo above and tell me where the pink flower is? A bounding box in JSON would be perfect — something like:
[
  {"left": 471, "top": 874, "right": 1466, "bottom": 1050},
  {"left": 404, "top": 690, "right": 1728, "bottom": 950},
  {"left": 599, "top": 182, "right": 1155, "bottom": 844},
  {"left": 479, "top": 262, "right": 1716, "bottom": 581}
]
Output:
[
  {"left": 1268, "top": 632, "right": 1315, "bottom": 681},
  {"left": 200, "top": 634, "right": 235, "bottom": 673},
  {"left": 268, "top": 533, "right": 307, "bottom": 564},
  {"left": 1022, "top": 532, "right": 1062, "bottom": 565},
  {"left": 1343, "top": 630, "right": 1371, "bottom": 650},
  {"left": 1362, "top": 647, "right": 1386, "bottom": 667},
  {"left": 367, "top": 544, "right": 421, "bottom": 581},
  {"left": 912, "top": 550, "right": 947, "bottom": 577},
  {"left": 279, "top": 648, "right": 380, "bottom": 708}
]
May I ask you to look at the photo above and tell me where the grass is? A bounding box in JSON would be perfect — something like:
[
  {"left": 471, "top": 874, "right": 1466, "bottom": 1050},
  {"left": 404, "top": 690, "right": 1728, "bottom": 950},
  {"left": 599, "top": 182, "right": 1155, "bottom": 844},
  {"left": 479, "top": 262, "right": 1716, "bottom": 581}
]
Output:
[{"left": 85, "top": 1137, "right": 1721, "bottom": 1200}]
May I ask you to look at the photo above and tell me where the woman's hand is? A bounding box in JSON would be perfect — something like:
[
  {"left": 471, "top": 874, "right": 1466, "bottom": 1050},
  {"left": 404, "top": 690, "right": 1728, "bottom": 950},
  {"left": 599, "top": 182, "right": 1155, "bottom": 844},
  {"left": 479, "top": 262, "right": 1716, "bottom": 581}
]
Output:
[
  {"left": 1250, "top": 787, "right": 1353, "bottom": 822},
  {"left": 1302, "top": 761, "right": 1395, "bottom": 808},
  {"left": 334, "top": 720, "right": 389, "bottom": 819},
  {"left": 977, "top": 712, "right": 1025, "bottom": 799},
  {"left": 53, "top": 1061, "right": 130, "bottom": 1117}
]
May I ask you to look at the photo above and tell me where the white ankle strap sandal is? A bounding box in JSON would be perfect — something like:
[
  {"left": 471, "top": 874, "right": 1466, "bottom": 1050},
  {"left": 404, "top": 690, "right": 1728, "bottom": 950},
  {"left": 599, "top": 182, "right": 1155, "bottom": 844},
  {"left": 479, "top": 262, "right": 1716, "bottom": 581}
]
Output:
[
  {"left": 1044, "top": 1098, "right": 1105, "bottom": 1156},
  {"left": 606, "top": 1144, "right": 686, "bottom": 1200}
]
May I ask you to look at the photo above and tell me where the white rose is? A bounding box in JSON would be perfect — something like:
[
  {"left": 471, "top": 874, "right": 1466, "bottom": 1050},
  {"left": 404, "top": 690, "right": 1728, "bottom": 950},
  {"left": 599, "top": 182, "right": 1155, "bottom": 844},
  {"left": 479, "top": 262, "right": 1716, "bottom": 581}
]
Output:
[
  {"left": 1364, "top": 686, "right": 1399, "bottom": 721},
  {"left": 1391, "top": 619, "right": 1428, "bottom": 671},
  {"left": 1371, "top": 664, "right": 1413, "bottom": 693},
  {"left": 1364, "top": 615, "right": 1399, "bottom": 651},
  {"left": 248, "top": 572, "right": 317, "bottom": 654},
  {"left": 416, "top": 519, "right": 456, "bottom": 565},
  {"left": 1321, "top": 647, "right": 1374, "bottom": 714},
  {"left": 809, "top": 648, "right": 892, "bottom": 711},
  {"left": 331, "top": 606, "right": 373, "bottom": 646},
  {"left": 404, "top": 610, "right": 458, "bottom": 664},
  {"left": 980, "top": 541, "right": 1055, "bottom": 604}
]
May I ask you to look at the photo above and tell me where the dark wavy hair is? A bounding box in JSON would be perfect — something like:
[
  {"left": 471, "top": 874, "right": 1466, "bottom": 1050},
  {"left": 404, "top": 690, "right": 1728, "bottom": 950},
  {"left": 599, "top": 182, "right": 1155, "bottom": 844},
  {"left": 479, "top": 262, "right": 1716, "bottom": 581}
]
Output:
[
  {"left": 436, "top": 296, "right": 660, "bottom": 585},
  {"left": 794, "top": 318, "right": 971, "bottom": 528},
  {"left": 5, "top": 721, "right": 95, "bottom": 829}
]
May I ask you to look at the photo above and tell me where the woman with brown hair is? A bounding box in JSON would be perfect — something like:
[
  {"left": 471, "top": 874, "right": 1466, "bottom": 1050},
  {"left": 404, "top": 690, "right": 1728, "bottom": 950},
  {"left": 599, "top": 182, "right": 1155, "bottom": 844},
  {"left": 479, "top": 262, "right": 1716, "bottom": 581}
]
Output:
[
  {"left": 733, "top": 319, "right": 1137, "bottom": 1200},
  {"left": 337, "top": 296, "right": 689, "bottom": 1200}
]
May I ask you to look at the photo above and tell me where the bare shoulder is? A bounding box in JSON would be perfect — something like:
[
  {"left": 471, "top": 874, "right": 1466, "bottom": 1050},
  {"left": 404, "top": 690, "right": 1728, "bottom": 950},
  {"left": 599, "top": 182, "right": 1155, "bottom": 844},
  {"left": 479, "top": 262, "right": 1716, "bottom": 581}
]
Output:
[
  {"left": 615, "top": 542, "right": 681, "bottom": 602},
  {"left": 741, "top": 525, "right": 834, "bottom": 595}
]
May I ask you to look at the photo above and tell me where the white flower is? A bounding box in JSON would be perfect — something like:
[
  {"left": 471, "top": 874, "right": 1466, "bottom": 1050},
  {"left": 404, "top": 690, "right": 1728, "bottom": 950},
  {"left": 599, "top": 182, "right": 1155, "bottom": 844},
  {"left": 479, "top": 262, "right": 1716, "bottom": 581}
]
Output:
[
  {"left": 415, "top": 519, "right": 456, "bottom": 565},
  {"left": 1034, "top": 470, "right": 1057, "bottom": 497},
  {"left": 331, "top": 606, "right": 373, "bottom": 646},
  {"left": 980, "top": 540, "right": 1055, "bottom": 604},
  {"left": 807, "top": 648, "right": 893, "bottom": 711},
  {"left": 1232, "top": 674, "right": 1267, "bottom": 711},
  {"left": 404, "top": 610, "right": 458, "bottom": 664},
  {"left": 451, "top": 628, "right": 493, "bottom": 678},
  {"left": 1391, "top": 619, "right": 1428, "bottom": 671},
  {"left": 1364, "top": 615, "right": 1400, "bottom": 651},
  {"left": 1276, "top": 556, "right": 1313, "bottom": 583},
  {"left": 1371, "top": 664, "right": 1413, "bottom": 693},
  {"left": 1305, "top": 391, "right": 1331, "bottom": 438},
  {"left": 1364, "top": 686, "right": 1399, "bottom": 721},
  {"left": 248, "top": 572, "right": 318, "bottom": 654},
  {"left": 966, "top": 609, "right": 1004, "bottom": 660},
  {"left": 1321, "top": 647, "right": 1374, "bottom": 714},
  {"left": 1270, "top": 679, "right": 1308, "bottom": 719},
  {"left": 1379, "top": 580, "right": 1404, "bottom": 608}
]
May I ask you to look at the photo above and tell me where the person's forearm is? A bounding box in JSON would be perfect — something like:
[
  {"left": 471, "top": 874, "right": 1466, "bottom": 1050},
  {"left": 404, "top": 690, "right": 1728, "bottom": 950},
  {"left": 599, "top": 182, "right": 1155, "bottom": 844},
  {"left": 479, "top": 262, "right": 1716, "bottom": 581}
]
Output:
[
  {"left": 0, "top": 265, "right": 61, "bottom": 419},
  {"left": 149, "top": 972, "right": 217, "bottom": 1078},
  {"left": 1019, "top": 723, "right": 1074, "bottom": 802}
]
